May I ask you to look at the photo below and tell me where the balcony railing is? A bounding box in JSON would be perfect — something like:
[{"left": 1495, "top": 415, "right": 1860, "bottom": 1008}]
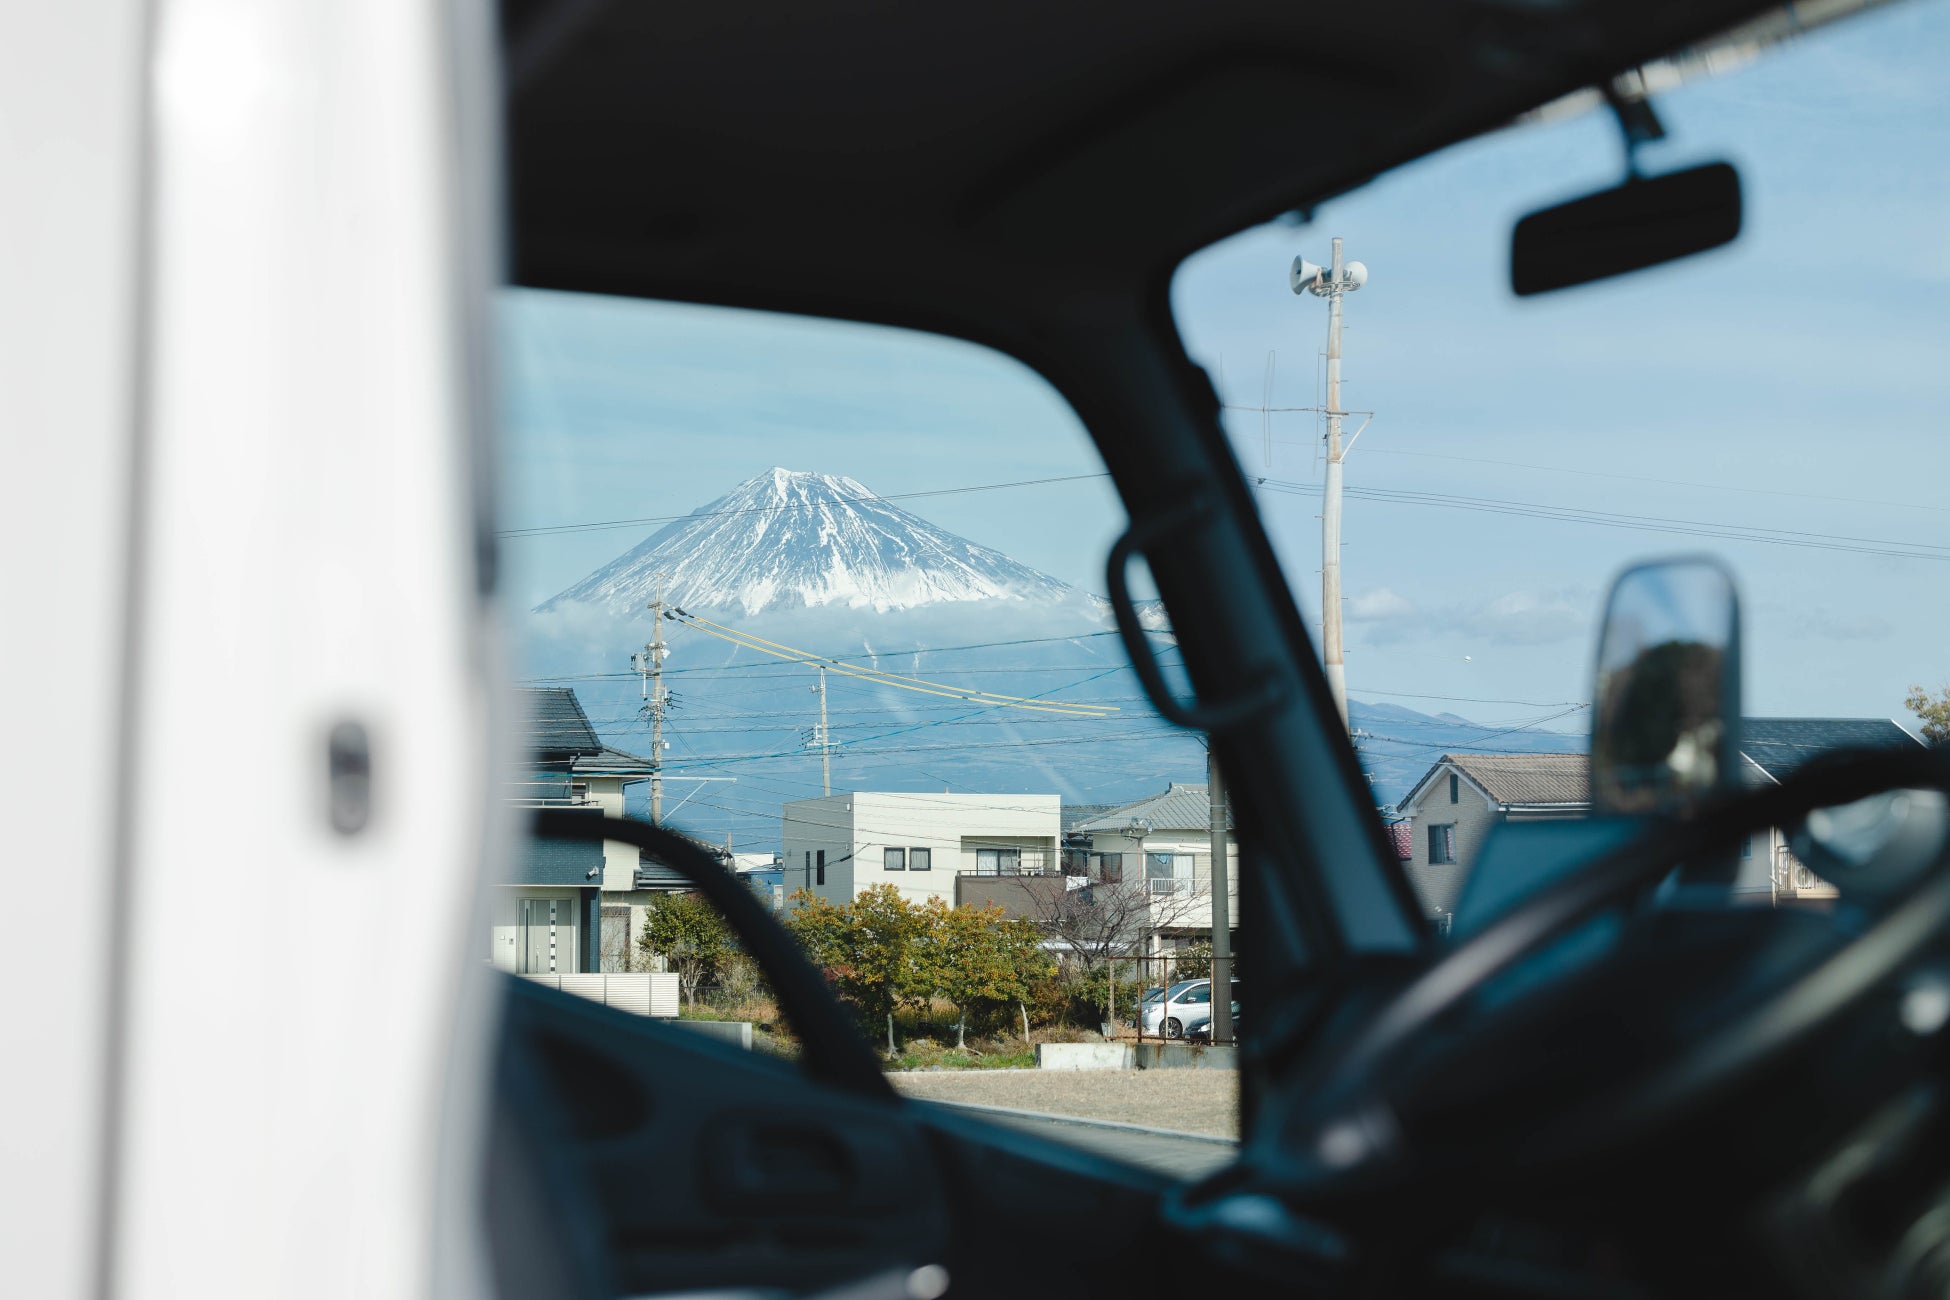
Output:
[
  {"left": 959, "top": 849, "right": 1057, "bottom": 877},
  {"left": 507, "top": 780, "right": 592, "bottom": 807}
]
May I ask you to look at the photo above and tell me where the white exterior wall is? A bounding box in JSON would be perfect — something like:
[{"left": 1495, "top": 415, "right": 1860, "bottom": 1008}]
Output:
[
  {"left": 488, "top": 887, "right": 584, "bottom": 973},
  {"left": 1084, "top": 828, "right": 1241, "bottom": 935},
  {"left": 782, "top": 792, "right": 1060, "bottom": 906},
  {"left": 585, "top": 776, "right": 644, "bottom": 891}
]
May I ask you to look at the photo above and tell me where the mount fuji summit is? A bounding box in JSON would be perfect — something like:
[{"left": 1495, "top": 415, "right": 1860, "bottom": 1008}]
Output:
[{"left": 538, "top": 468, "right": 1079, "bottom": 617}]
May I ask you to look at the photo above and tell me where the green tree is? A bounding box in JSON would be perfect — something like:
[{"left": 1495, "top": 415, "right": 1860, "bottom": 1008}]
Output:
[
  {"left": 998, "top": 918, "right": 1055, "bottom": 1044},
  {"left": 787, "top": 885, "right": 928, "bottom": 1057},
  {"left": 638, "top": 892, "right": 731, "bottom": 1011},
  {"left": 918, "top": 900, "right": 1019, "bottom": 1049},
  {"left": 1906, "top": 685, "right": 1950, "bottom": 745}
]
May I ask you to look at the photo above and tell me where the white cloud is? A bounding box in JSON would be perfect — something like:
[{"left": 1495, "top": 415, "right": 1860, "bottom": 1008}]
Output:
[
  {"left": 1350, "top": 587, "right": 1592, "bottom": 648},
  {"left": 1347, "top": 587, "right": 1417, "bottom": 622},
  {"left": 1463, "top": 590, "right": 1589, "bottom": 646}
]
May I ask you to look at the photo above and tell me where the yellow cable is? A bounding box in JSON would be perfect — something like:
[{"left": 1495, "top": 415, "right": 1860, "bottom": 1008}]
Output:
[
  {"left": 674, "top": 615, "right": 1118, "bottom": 717},
  {"left": 681, "top": 613, "right": 1120, "bottom": 713}
]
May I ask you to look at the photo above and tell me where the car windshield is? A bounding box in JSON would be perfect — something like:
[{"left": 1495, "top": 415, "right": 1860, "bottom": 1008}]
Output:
[{"left": 1169, "top": 0, "right": 1948, "bottom": 930}]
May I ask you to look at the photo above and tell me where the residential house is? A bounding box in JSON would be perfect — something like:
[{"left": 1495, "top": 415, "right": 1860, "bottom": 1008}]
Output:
[
  {"left": 1400, "top": 717, "right": 1923, "bottom": 924},
  {"left": 495, "top": 688, "right": 612, "bottom": 975},
  {"left": 780, "top": 791, "right": 1060, "bottom": 907},
  {"left": 1067, "top": 782, "right": 1239, "bottom": 953},
  {"left": 498, "top": 687, "right": 683, "bottom": 974}
]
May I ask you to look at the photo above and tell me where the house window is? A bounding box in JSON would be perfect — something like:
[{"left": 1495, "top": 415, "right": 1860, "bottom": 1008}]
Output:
[
  {"left": 816, "top": 849, "right": 825, "bottom": 886},
  {"left": 1428, "top": 824, "right": 1456, "bottom": 865},
  {"left": 883, "top": 847, "right": 906, "bottom": 871},
  {"left": 1094, "top": 851, "right": 1124, "bottom": 883},
  {"left": 1449, "top": 772, "right": 1459, "bottom": 804},
  {"left": 1741, "top": 835, "right": 1753, "bottom": 860},
  {"left": 1146, "top": 852, "right": 1186, "bottom": 895},
  {"left": 910, "top": 848, "right": 931, "bottom": 872},
  {"left": 976, "top": 848, "right": 1022, "bottom": 875}
]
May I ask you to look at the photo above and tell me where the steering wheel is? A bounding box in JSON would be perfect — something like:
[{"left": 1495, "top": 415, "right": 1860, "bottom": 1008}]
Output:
[{"left": 1170, "top": 745, "right": 1950, "bottom": 1247}]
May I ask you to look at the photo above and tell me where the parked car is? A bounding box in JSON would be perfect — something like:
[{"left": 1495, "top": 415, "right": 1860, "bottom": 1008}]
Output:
[
  {"left": 1140, "top": 979, "right": 1241, "bottom": 1039},
  {"left": 1185, "top": 1008, "right": 1240, "bottom": 1044}
]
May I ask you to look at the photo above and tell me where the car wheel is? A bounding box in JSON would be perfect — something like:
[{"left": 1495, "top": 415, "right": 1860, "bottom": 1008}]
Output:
[{"left": 1163, "top": 1017, "right": 1182, "bottom": 1040}]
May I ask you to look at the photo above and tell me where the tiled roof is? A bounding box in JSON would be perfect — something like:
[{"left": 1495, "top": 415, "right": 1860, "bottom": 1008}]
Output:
[
  {"left": 1385, "top": 822, "right": 1413, "bottom": 861},
  {"left": 1061, "top": 803, "right": 1120, "bottom": 834},
  {"left": 1073, "top": 783, "right": 1233, "bottom": 833},
  {"left": 1739, "top": 717, "right": 1922, "bottom": 781},
  {"left": 1444, "top": 753, "right": 1589, "bottom": 807},
  {"left": 521, "top": 687, "right": 603, "bottom": 759}
]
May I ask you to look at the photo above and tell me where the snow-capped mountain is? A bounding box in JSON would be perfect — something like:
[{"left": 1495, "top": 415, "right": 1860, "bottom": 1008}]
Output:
[{"left": 538, "top": 467, "right": 1078, "bottom": 616}]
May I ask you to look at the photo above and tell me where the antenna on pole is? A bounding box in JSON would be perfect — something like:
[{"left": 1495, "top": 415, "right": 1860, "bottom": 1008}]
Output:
[{"left": 1292, "top": 239, "right": 1369, "bottom": 733}]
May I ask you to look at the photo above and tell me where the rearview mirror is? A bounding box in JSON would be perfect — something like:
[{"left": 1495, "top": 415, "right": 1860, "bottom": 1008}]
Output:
[
  {"left": 1512, "top": 163, "right": 1741, "bottom": 296},
  {"left": 1590, "top": 557, "right": 1742, "bottom": 818}
]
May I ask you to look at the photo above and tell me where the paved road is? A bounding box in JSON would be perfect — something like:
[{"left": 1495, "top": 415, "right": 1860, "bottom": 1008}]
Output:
[{"left": 921, "top": 1098, "right": 1239, "bottom": 1180}]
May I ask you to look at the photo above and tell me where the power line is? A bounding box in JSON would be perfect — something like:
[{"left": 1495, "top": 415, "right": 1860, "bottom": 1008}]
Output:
[
  {"left": 499, "top": 471, "right": 1113, "bottom": 539},
  {"left": 671, "top": 611, "right": 1120, "bottom": 716},
  {"left": 1253, "top": 477, "right": 1950, "bottom": 563},
  {"left": 1358, "top": 447, "right": 1950, "bottom": 517}
]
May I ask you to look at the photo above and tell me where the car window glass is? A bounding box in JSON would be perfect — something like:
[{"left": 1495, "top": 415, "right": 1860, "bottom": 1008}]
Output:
[
  {"left": 498, "top": 295, "right": 1241, "bottom": 1154},
  {"left": 1169, "top": 0, "right": 1949, "bottom": 929}
]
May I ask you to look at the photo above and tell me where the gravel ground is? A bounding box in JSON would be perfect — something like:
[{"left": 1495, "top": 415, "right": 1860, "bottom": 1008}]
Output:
[{"left": 888, "top": 1068, "right": 1239, "bottom": 1138}]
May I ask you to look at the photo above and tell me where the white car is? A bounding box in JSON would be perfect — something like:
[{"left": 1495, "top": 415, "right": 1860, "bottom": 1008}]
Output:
[{"left": 1140, "top": 979, "right": 1241, "bottom": 1039}]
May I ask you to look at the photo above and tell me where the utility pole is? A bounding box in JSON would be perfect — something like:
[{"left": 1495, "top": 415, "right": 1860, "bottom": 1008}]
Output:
[
  {"left": 632, "top": 573, "right": 672, "bottom": 823},
  {"left": 1207, "top": 750, "right": 1233, "bottom": 1045},
  {"left": 1321, "top": 237, "right": 1349, "bottom": 729},
  {"left": 1292, "top": 239, "right": 1368, "bottom": 732},
  {"left": 810, "top": 665, "right": 832, "bottom": 797}
]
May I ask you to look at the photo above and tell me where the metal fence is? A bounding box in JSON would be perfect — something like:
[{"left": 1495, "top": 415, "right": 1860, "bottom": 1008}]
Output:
[{"left": 1108, "top": 951, "right": 1241, "bottom": 1045}]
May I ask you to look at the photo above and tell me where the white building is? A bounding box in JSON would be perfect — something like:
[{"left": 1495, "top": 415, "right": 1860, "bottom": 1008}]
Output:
[
  {"left": 781, "top": 791, "right": 1061, "bottom": 906},
  {"left": 1071, "top": 782, "right": 1240, "bottom": 948}
]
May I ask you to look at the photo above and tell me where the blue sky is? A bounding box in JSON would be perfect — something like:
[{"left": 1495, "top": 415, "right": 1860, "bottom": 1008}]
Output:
[{"left": 501, "top": 0, "right": 1949, "bottom": 736}]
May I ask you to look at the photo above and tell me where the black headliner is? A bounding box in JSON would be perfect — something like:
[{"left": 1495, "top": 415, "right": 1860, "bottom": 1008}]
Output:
[{"left": 505, "top": 0, "right": 1778, "bottom": 329}]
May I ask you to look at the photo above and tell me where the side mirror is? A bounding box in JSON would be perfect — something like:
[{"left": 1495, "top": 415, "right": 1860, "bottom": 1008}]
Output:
[
  {"left": 1590, "top": 557, "right": 1742, "bottom": 818},
  {"left": 1511, "top": 162, "right": 1741, "bottom": 296}
]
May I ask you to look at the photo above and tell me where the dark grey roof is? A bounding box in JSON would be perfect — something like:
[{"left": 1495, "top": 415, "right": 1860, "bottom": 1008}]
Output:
[
  {"left": 1739, "top": 717, "right": 1922, "bottom": 781},
  {"left": 1061, "top": 803, "right": 1120, "bottom": 834},
  {"left": 573, "top": 744, "right": 659, "bottom": 778},
  {"left": 522, "top": 687, "right": 602, "bottom": 759},
  {"left": 1073, "top": 783, "right": 1232, "bottom": 834},
  {"left": 634, "top": 829, "right": 733, "bottom": 891}
]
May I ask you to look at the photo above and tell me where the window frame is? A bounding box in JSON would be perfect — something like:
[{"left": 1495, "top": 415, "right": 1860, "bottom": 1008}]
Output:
[
  {"left": 1428, "top": 824, "right": 1457, "bottom": 866},
  {"left": 883, "top": 847, "right": 906, "bottom": 872},
  {"left": 910, "top": 847, "right": 931, "bottom": 872}
]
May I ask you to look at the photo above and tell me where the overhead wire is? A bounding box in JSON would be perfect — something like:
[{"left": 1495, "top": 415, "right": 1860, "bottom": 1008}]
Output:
[
  {"left": 670, "top": 610, "right": 1121, "bottom": 716},
  {"left": 499, "top": 471, "right": 1114, "bottom": 539}
]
